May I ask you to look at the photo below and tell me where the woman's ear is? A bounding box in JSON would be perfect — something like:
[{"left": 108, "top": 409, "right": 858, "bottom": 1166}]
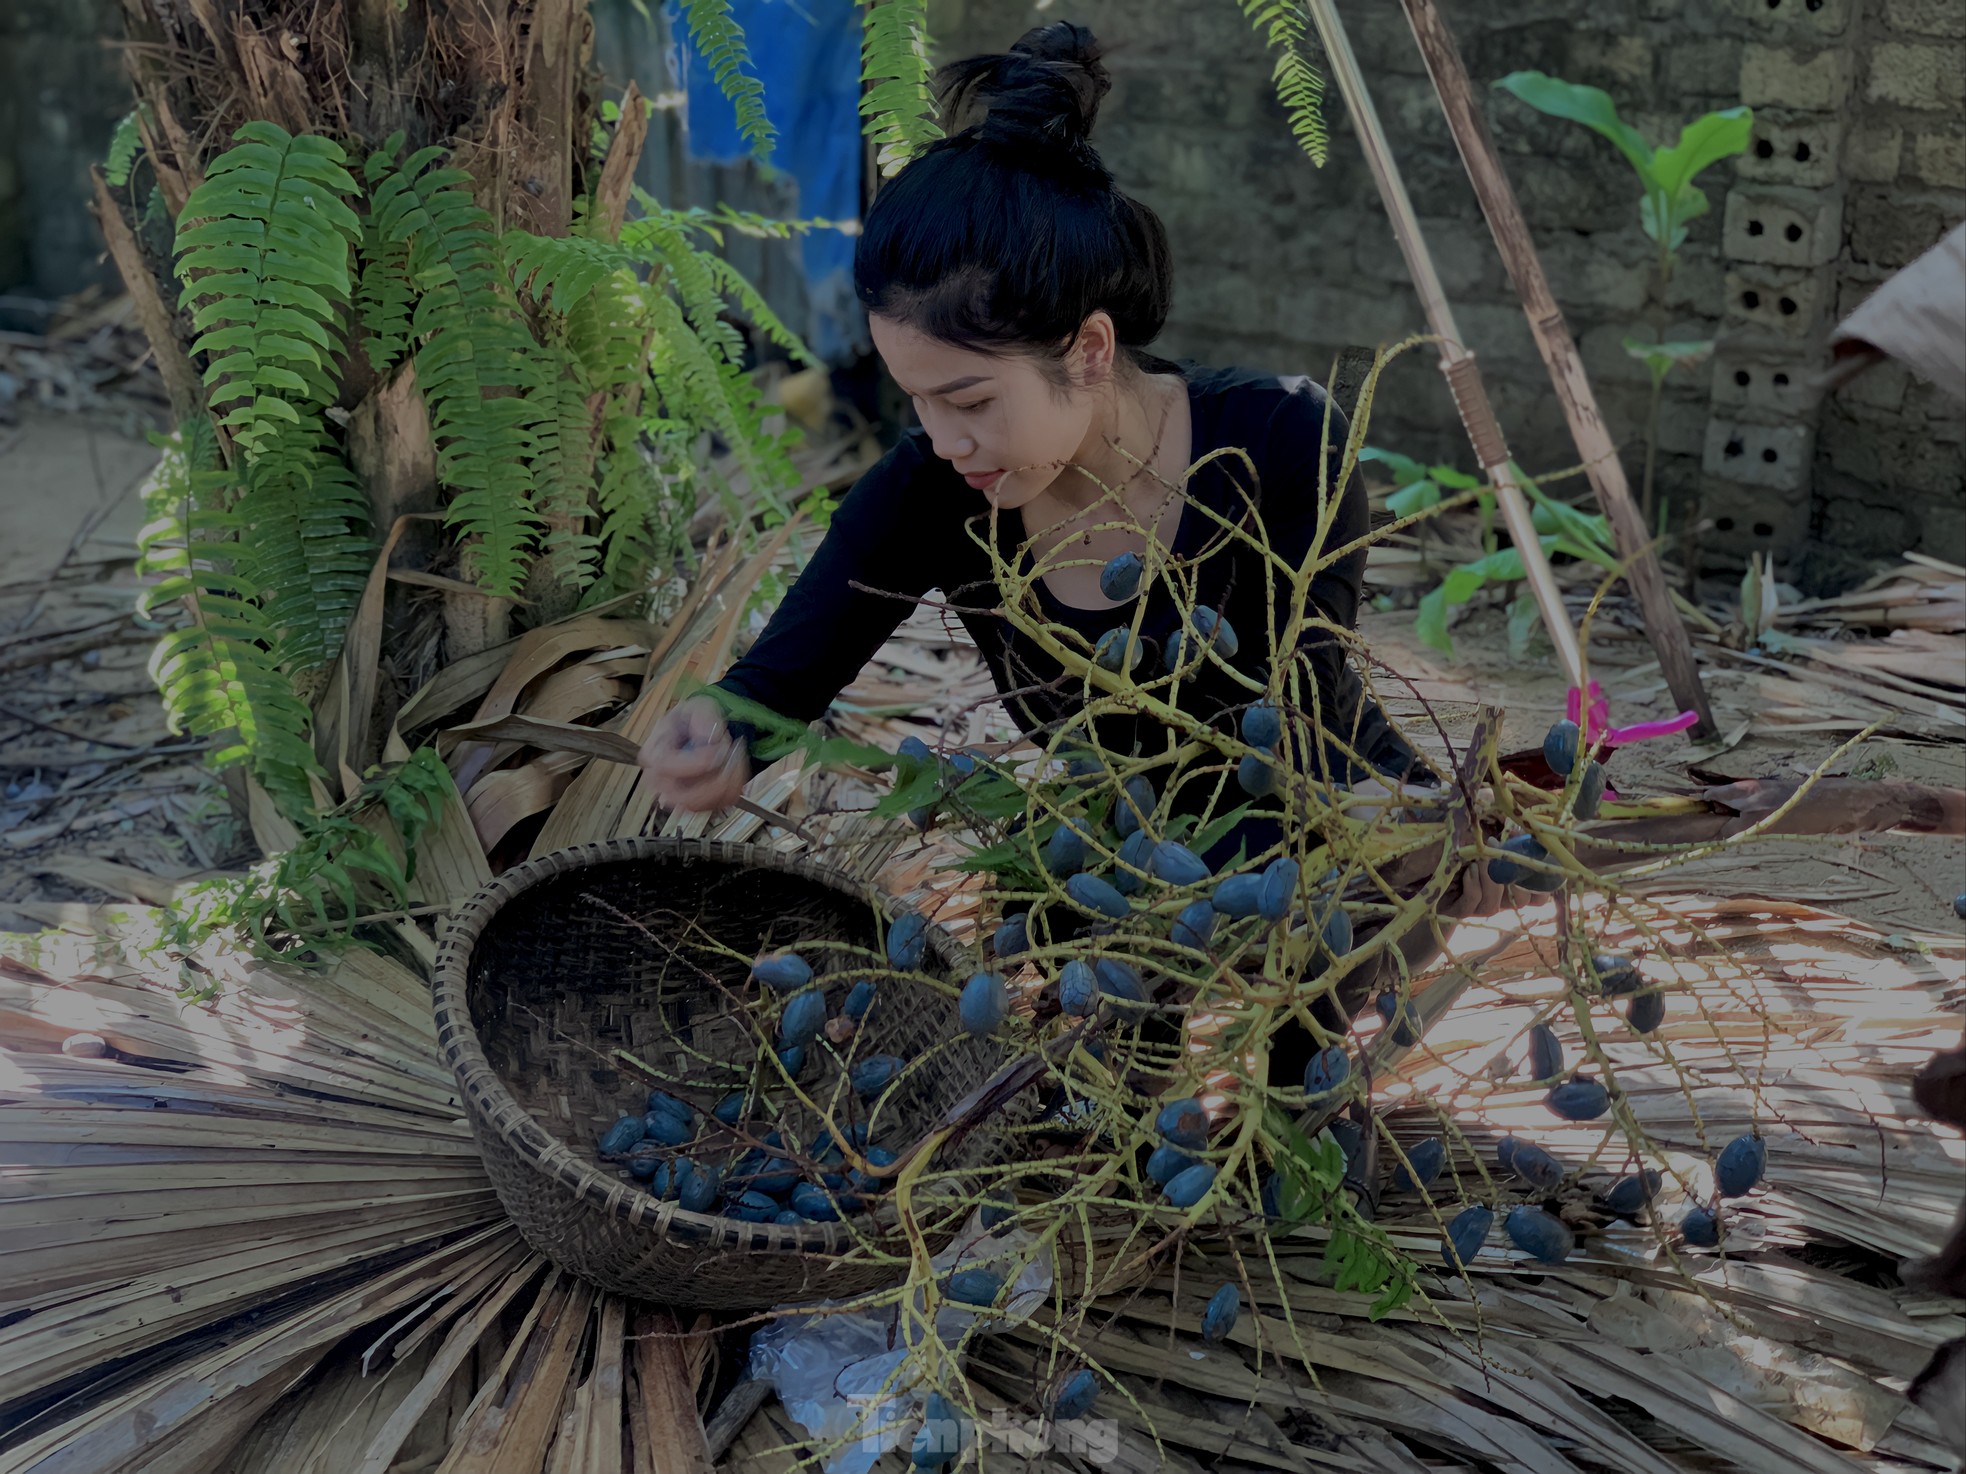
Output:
[{"left": 1068, "top": 310, "right": 1120, "bottom": 388}]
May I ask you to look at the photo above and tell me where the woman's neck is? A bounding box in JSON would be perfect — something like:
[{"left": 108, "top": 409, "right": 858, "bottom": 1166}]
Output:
[{"left": 1049, "top": 369, "right": 1181, "bottom": 517}]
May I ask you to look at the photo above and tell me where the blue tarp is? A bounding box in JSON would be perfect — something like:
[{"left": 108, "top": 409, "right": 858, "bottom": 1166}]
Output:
[{"left": 671, "top": 0, "right": 865, "bottom": 363}]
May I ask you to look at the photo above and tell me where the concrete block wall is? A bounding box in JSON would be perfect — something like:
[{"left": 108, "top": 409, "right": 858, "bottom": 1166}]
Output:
[{"left": 927, "top": 0, "right": 1965, "bottom": 585}]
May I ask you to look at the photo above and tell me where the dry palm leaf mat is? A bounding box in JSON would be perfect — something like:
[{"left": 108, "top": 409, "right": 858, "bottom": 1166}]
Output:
[
  {"left": 1, "top": 865, "right": 1961, "bottom": 1471},
  {"left": 5, "top": 512, "right": 1965, "bottom": 1470}
]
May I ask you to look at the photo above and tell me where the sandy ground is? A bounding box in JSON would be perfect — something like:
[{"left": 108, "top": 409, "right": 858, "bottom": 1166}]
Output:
[{"left": 1, "top": 408, "right": 1961, "bottom": 939}]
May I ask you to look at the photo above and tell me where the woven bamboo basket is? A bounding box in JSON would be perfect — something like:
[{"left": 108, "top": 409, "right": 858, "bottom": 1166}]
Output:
[{"left": 432, "top": 836, "right": 1007, "bottom": 1310}]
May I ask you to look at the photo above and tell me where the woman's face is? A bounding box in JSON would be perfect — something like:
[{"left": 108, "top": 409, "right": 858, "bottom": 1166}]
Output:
[{"left": 869, "top": 314, "right": 1101, "bottom": 510}]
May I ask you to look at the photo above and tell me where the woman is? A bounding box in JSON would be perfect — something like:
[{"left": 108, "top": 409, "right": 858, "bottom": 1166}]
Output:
[{"left": 643, "top": 21, "right": 1427, "bottom": 853}]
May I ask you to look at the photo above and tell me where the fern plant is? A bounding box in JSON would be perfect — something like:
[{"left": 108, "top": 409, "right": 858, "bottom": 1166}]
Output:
[
  {"left": 1237, "top": 0, "right": 1331, "bottom": 167},
  {"left": 860, "top": 0, "right": 942, "bottom": 175},
  {"left": 174, "top": 122, "right": 364, "bottom": 459},
  {"left": 364, "top": 135, "right": 547, "bottom": 598},
  {"left": 136, "top": 420, "right": 323, "bottom": 816}
]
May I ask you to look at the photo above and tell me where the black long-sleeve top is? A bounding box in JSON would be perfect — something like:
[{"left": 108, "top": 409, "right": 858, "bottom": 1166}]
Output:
[{"left": 712, "top": 359, "right": 1421, "bottom": 788}]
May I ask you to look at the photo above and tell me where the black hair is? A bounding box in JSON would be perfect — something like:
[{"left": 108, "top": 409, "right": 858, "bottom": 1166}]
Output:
[{"left": 853, "top": 22, "right": 1174, "bottom": 384}]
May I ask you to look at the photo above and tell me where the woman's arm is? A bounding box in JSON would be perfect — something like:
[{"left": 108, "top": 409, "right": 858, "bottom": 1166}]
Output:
[
  {"left": 713, "top": 441, "right": 949, "bottom": 753},
  {"left": 643, "top": 443, "right": 950, "bottom": 810}
]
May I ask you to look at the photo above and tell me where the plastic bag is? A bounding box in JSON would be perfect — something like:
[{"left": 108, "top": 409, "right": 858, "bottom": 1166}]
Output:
[{"left": 747, "top": 1210, "right": 1054, "bottom": 1473}]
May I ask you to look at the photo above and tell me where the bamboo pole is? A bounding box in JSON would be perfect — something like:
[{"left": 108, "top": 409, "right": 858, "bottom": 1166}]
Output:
[
  {"left": 1394, "top": 0, "right": 1718, "bottom": 735},
  {"left": 1302, "top": 0, "right": 1585, "bottom": 697}
]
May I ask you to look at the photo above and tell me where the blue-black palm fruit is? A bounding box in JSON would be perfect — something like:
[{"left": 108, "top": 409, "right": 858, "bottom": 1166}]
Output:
[
  {"left": 1211, "top": 872, "right": 1265, "bottom": 918},
  {"left": 1156, "top": 1097, "right": 1209, "bottom": 1149},
  {"left": 844, "top": 980, "right": 877, "bottom": 1024},
  {"left": 1058, "top": 959, "right": 1098, "bottom": 1017},
  {"left": 1591, "top": 952, "right": 1641, "bottom": 996},
  {"left": 1146, "top": 1142, "right": 1198, "bottom": 1185},
  {"left": 1603, "top": 1169, "right": 1663, "bottom": 1217},
  {"left": 1065, "top": 872, "right": 1131, "bottom": 919},
  {"left": 626, "top": 1143, "right": 663, "bottom": 1181},
  {"left": 1150, "top": 839, "right": 1211, "bottom": 887},
  {"left": 1392, "top": 1136, "right": 1445, "bottom": 1192},
  {"left": 1237, "top": 753, "right": 1278, "bottom": 797},
  {"left": 1376, "top": 990, "right": 1420, "bottom": 1047},
  {"left": 676, "top": 1163, "right": 721, "bottom": 1214},
  {"left": 887, "top": 912, "right": 929, "bottom": 970},
  {"left": 1241, "top": 703, "right": 1283, "bottom": 749},
  {"left": 1113, "top": 829, "right": 1155, "bottom": 896},
  {"left": 751, "top": 950, "right": 813, "bottom": 992},
  {"left": 1496, "top": 1135, "right": 1519, "bottom": 1175},
  {"left": 1115, "top": 775, "right": 1155, "bottom": 838},
  {"left": 1093, "top": 627, "right": 1142, "bottom": 674},
  {"left": 1201, "top": 1282, "right": 1241, "bottom": 1342},
  {"left": 1715, "top": 1133, "right": 1766, "bottom": 1197},
  {"left": 1543, "top": 719, "right": 1580, "bottom": 777},
  {"left": 1507, "top": 1138, "right": 1566, "bottom": 1191},
  {"left": 598, "top": 1115, "right": 645, "bottom": 1156},
  {"left": 913, "top": 1390, "right": 962, "bottom": 1470},
  {"left": 1303, "top": 1045, "right": 1350, "bottom": 1098},
  {"left": 850, "top": 1054, "right": 905, "bottom": 1099},
  {"left": 1162, "top": 1162, "right": 1218, "bottom": 1207},
  {"left": 1574, "top": 760, "right": 1607, "bottom": 819},
  {"left": 1314, "top": 900, "right": 1354, "bottom": 961},
  {"left": 848, "top": 1145, "right": 898, "bottom": 1192},
  {"left": 1442, "top": 1204, "right": 1494, "bottom": 1269},
  {"left": 992, "top": 912, "right": 1028, "bottom": 959},
  {"left": 1171, "top": 899, "right": 1216, "bottom": 952},
  {"left": 945, "top": 1267, "right": 1005, "bottom": 1307},
  {"left": 1053, "top": 1369, "right": 1098, "bottom": 1421},
  {"left": 643, "top": 1110, "right": 694, "bottom": 1148},
  {"left": 726, "top": 1189, "right": 779, "bottom": 1222},
  {"left": 1100, "top": 550, "right": 1143, "bottom": 601},
  {"left": 1627, "top": 987, "right": 1666, "bottom": 1034},
  {"left": 778, "top": 989, "right": 828, "bottom": 1049},
  {"left": 1095, "top": 957, "right": 1146, "bottom": 1004},
  {"left": 1189, "top": 605, "right": 1240, "bottom": 659},
  {"left": 1527, "top": 1023, "right": 1563, "bottom": 1081},
  {"left": 645, "top": 1090, "right": 691, "bottom": 1123},
  {"left": 1487, "top": 833, "right": 1564, "bottom": 891},
  {"left": 1955, "top": 893, "right": 1966, "bottom": 920},
  {"left": 1257, "top": 856, "right": 1299, "bottom": 923},
  {"left": 1504, "top": 1204, "right": 1574, "bottom": 1263},
  {"left": 777, "top": 1045, "right": 807, "bottom": 1076},
  {"left": 1681, "top": 1205, "right": 1720, "bottom": 1246},
  {"left": 949, "top": 750, "right": 979, "bottom": 778},
  {"left": 712, "top": 1092, "right": 747, "bottom": 1126},
  {"left": 1546, "top": 1077, "right": 1611, "bottom": 1121},
  {"left": 1043, "top": 821, "right": 1088, "bottom": 877},
  {"left": 958, "top": 971, "right": 1008, "bottom": 1037}
]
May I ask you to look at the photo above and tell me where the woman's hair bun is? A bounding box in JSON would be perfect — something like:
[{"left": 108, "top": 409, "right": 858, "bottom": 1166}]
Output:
[{"left": 936, "top": 22, "right": 1112, "bottom": 169}]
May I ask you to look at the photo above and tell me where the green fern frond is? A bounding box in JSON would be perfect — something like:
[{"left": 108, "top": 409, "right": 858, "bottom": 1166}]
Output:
[
  {"left": 365, "top": 138, "right": 544, "bottom": 598},
  {"left": 528, "top": 342, "right": 602, "bottom": 591},
  {"left": 173, "top": 122, "right": 362, "bottom": 459},
  {"left": 356, "top": 213, "right": 415, "bottom": 374},
  {"left": 503, "top": 230, "right": 634, "bottom": 313},
  {"left": 647, "top": 292, "right": 798, "bottom": 519},
  {"left": 678, "top": 0, "right": 776, "bottom": 161},
  {"left": 105, "top": 109, "right": 143, "bottom": 188},
  {"left": 1238, "top": 0, "right": 1331, "bottom": 168},
  {"left": 704, "top": 256, "right": 818, "bottom": 367},
  {"left": 860, "top": 0, "right": 941, "bottom": 176},
  {"left": 232, "top": 421, "right": 372, "bottom": 670},
  {"left": 137, "top": 422, "right": 323, "bottom": 816}
]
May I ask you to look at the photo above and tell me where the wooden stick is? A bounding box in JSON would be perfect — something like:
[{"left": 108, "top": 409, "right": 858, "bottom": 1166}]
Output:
[
  {"left": 1395, "top": 0, "right": 1718, "bottom": 736},
  {"left": 1303, "top": 1, "right": 1585, "bottom": 697}
]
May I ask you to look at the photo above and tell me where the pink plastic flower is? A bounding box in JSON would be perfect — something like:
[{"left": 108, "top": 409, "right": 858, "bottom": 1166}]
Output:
[{"left": 1565, "top": 680, "right": 1699, "bottom": 750}]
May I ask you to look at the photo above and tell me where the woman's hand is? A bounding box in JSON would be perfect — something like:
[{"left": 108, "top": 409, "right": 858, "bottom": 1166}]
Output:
[{"left": 639, "top": 694, "right": 752, "bottom": 813}]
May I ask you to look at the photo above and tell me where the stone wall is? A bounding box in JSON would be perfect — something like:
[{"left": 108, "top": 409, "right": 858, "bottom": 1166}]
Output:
[
  {"left": 929, "top": 0, "right": 1966, "bottom": 585},
  {"left": 0, "top": 0, "right": 130, "bottom": 307}
]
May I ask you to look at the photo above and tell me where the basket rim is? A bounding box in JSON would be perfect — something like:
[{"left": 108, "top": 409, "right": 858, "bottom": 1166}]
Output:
[{"left": 431, "top": 834, "right": 974, "bottom": 1259}]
